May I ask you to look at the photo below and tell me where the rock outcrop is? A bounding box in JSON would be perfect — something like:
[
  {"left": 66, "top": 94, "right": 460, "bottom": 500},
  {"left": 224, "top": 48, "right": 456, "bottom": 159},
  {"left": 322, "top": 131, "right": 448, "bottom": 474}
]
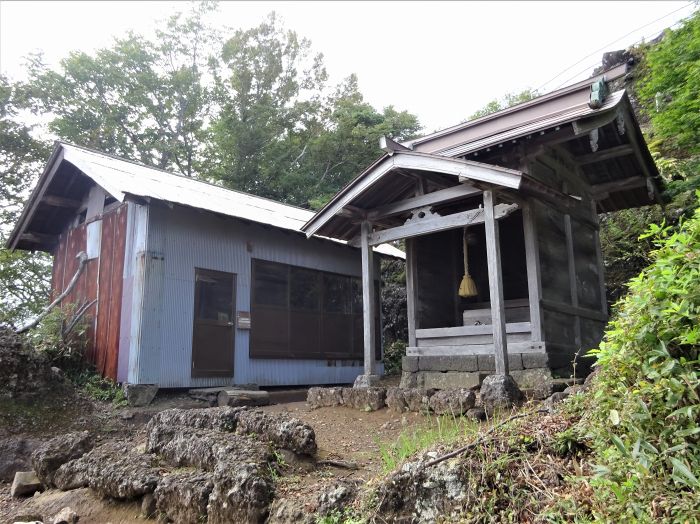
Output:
[{"left": 31, "top": 431, "right": 93, "bottom": 487}]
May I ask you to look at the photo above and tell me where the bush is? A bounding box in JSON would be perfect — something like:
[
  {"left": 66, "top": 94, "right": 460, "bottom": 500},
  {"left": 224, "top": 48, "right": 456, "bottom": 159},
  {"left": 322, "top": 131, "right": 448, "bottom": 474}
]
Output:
[
  {"left": 382, "top": 340, "right": 406, "bottom": 376},
  {"left": 573, "top": 199, "right": 700, "bottom": 522}
]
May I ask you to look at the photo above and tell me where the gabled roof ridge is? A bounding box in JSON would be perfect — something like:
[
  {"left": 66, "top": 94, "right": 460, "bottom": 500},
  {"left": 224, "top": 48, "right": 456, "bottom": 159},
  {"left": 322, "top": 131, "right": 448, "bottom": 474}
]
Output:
[{"left": 57, "top": 141, "right": 315, "bottom": 215}]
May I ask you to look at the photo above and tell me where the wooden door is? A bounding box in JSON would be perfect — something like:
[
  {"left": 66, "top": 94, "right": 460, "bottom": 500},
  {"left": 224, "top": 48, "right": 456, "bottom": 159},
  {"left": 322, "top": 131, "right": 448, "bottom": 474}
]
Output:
[{"left": 191, "top": 269, "right": 236, "bottom": 378}]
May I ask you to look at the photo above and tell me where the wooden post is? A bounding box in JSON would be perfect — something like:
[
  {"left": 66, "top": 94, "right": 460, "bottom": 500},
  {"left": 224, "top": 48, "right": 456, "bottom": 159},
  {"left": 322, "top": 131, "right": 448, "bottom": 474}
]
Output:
[
  {"left": 522, "top": 201, "right": 543, "bottom": 342},
  {"left": 483, "top": 190, "right": 509, "bottom": 375},
  {"left": 360, "top": 221, "right": 376, "bottom": 376},
  {"left": 564, "top": 214, "right": 582, "bottom": 348},
  {"left": 591, "top": 200, "right": 608, "bottom": 315},
  {"left": 405, "top": 238, "right": 417, "bottom": 348}
]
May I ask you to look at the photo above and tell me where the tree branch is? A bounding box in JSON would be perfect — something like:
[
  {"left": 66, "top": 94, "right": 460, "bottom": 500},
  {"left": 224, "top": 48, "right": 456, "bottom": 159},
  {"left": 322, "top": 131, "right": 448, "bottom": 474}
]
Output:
[{"left": 16, "top": 251, "right": 88, "bottom": 334}]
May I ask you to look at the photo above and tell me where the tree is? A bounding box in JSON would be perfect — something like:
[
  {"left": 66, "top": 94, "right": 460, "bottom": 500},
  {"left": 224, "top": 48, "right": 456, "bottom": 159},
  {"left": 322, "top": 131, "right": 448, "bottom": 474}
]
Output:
[
  {"left": 468, "top": 88, "right": 538, "bottom": 120},
  {"left": 0, "top": 75, "right": 52, "bottom": 327},
  {"left": 19, "top": 1, "right": 217, "bottom": 176}
]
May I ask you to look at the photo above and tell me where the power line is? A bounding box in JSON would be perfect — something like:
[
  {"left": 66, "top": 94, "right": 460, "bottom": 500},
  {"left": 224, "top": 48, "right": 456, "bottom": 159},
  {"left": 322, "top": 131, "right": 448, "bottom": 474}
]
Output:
[
  {"left": 536, "top": 2, "right": 696, "bottom": 92},
  {"left": 550, "top": 10, "right": 695, "bottom": 91}
]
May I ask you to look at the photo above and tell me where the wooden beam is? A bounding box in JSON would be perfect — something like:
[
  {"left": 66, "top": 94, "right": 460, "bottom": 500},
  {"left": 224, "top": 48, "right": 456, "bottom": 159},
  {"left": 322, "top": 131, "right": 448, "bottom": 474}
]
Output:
[
  {"left": 484, "top": 190, "right": 509, "bottom": 375},
  {"left": 416, "top": 322, "right": 532, "bottom": 339},
  {"left": 367, "top": 203, "right": 518, "bottom": 246},
  {"left": 405, "top": 238, "right": 418, "bottom": 348},
  {"left": 380, "top": 135, "right": 411, "bottom": 154},
  {"left": 20, "top": 232, "right": 57, "bottom": 244},
  {"left": 574, "top": 144, "right": 635, "bottom": 165},
  {"left": 522, "top": 202, "right": 543, "bottom": 342},
  {"left": 360, "top": 221, "right": 376, "bottom": 376},
  {"left": 406, "top": 341, "right": 545, "bottom": 357},
  {"left": 42, "top": 194, "right": 81, "bottom": 209},
  {"left": 540, "top": 299, "right": 608, "bottom": 322},
  {"left": 367, "top": 183, "right": 481, "bottom": 221},
  {"left": 591, "top": 200, "right": 608, "bottom": 315},
  {"left": 591, "top": 176, "right": 647, "bottom": 199}
]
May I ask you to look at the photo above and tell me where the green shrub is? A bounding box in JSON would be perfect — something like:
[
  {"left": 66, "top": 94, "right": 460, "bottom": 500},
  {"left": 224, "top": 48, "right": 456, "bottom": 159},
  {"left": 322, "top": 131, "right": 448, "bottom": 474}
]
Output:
[
  {"left": 382, "top": 340, "right": 406, "bottom": 376},
  {"left": 574, "top": 199, "right": 700, "bottom": 522}
]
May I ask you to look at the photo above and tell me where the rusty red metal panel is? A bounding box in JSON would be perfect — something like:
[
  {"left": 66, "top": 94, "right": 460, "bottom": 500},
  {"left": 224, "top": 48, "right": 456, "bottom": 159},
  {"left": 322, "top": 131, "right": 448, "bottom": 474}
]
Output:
[
  {"left": 96, "top": 211, "right": 115, "bottom": 376},
  {"left": 50, "top": 231, "right": 68, "bottom": 300},
  {"left": 105, "top": 205, "right": 127, "bottom": 381}
]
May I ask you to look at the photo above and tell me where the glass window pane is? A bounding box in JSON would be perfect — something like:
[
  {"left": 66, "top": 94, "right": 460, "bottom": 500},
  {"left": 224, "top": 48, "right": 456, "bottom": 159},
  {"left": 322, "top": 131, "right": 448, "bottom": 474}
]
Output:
[
  {"left": 196, "top": 273, "right": 233, "bottom": 321},
  {"left": 254, "top": 260, "right": 288, "bottom": 307},
  {"left": 290, "top": 267, "right": 320, "bottom": 311},
  {"left": 323, "top": 274, "right": 350, "bottom": 313}
]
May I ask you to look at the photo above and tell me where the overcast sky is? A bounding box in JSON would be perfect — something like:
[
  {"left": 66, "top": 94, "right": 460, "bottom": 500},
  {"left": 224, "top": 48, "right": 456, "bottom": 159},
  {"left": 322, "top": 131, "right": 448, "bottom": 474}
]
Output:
[{"left": 0, "top": 1, "right": 696, "bottom": 133}]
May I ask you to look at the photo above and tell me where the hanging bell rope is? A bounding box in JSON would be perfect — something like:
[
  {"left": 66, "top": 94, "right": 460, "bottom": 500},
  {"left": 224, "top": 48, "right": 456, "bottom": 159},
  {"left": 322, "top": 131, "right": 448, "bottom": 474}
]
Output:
[{"left": 458, "top": 227, "right": 478, "bottom": 298}]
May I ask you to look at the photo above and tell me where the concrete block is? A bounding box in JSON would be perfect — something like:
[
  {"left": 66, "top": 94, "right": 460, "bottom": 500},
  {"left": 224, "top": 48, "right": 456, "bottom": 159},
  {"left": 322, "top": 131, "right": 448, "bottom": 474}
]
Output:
[
  {"left": 477, "top": 354, "right": 495, "bottom": 371},
  {"left": 508, "top": 354, "right": 524, "bottom": 370},
  {"left": 419, "top": 371, "right": 482, "bottom": 390},
  {"left": 307, "top": 387, "right": 344, "bottom": 408},
  {"left": 11, "top": 471, "right": 42, "bottom": 498},
  {"left": 342, "top": 387, "right": 386, "bottom": 411},
  {"left": 124, "top": 383, "right": 158, "bottom": 407},
  {"left": 510, "top": 368, "right": 552, "bottom": 389},
  {"left": 522, "top": 352, "right": 549, "bottom": 369},
  {"left": 401, "top": 356, "right": 419, "bottom": 373},
  {"left": 418, "top": 355, "right": 477, "bottom": 372},
  {"left": 217, "top": 389, "right": 270, "bottom": 408}
]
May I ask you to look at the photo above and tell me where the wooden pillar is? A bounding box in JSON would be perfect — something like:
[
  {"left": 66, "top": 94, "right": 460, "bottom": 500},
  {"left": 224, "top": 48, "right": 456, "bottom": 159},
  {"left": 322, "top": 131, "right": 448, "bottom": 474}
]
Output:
[
  {"left": 360, "top": 221, "right": 376, "bottom": 376},
  {"left": 564, "top": 214, "right": 582, "bottom": 348},
  {"left": 591, "top": 201, "right": 608, "bottom": 315},
  {"left": 484, "top": 190, "right": 509, "bottom": 375},
  {"left": 405, "top": 238, "right": 417, "bottom": 348},
  {"left": 522, "top": 201, "right": 543, "bottom": 342}
]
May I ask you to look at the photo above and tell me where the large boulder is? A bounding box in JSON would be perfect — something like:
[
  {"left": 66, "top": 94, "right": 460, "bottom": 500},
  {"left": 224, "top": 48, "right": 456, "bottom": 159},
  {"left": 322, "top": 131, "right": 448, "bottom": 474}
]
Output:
[
  {"left": 31, "top": 431, "right": 92, "bottom": 487},
  {"left": 207, "top": 462, "right": 274, "bottom": 524},
  {"left": 53, "top": 441, "right": 160, "bottom": 499},
  {"left": 154, "top": 472, "right": 214, "bottom": 524},
  {"left": 146, "top": 406, "right": 242, "bottom": 433},
  {"left": 0, "top": 436, "right": 41, "bottom": 482},
  {"left": 479, "top": 374, "right": 523, "bottom": 411},
  {"left": 237, "top": 410, "right": 317, "bottom": 456},
  {"left": 148, "top": 425, "right": 272, "bottom": 471},
  {"left": 428, "top": 389, "right": 476, "bottom": 415},
  {"left": 317, "top": 481, "right": 358, "bottom": 516}
]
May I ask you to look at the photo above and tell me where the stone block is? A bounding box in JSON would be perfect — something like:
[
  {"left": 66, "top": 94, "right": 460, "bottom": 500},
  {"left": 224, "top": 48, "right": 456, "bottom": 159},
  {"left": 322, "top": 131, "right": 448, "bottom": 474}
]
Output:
[
  {"left": 428, "top": 389, "right": 476, "bottom": 415},
  {"left": 385, "top": 388, "right": 434, "bottom": 413},
  {"left": 307, "top": 387, "right": 344, "bottom": 408},
  {"left": 510, "top": 368, "right": 552, "bottom": 389},
  {"left": 401, "top": 356, "right": 419, "bottom": 373},
  {"left": 522, "top": 352, "right": 549, "bottom": 369},
  {"left": 217, "top": 389, "right": 270, "bottom": 408},
  {"left": 477, "top": 354, "right": 495, "bottom": 371},
  {"left": 399, "top": 371, "right": 418, "bottom": 389},
  {"left": 418, "top": 355, "right": 477, "bottom": 372},
  {"left": 11, "top": 471, "right": 42, "bottom": 498},
  {"left": 342, "top": 387, "right": 386, "bottom": 411},
  {"left": 123, "top": 383, "right": 158, "bottom": 407},
  {"left": 419, "top": 371, "right": 482, "bottom": 390},
  {"left": 508, "top": 354, "right": 524, "bottom": 370}
]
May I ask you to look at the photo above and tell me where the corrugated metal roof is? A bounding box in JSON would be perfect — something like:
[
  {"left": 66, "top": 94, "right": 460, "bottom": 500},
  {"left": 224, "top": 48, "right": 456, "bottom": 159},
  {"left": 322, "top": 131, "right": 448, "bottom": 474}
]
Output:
[{"left": 13, "top": 142, "right": 403, "bottom": 258}]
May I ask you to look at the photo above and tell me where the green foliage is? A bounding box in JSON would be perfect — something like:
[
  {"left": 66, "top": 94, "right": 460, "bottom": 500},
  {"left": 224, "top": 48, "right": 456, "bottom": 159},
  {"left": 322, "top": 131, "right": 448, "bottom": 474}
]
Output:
[
  {"left": 468, "top": 88, "right": 538, "bottom": 120},
  {"left": 71, "top": 369, "right": 127, "bottom": 406},
  {"left": 26, "top": 305, "right": 88, "bottom": 370},
  {"left": 573, "top": 202, "right": 700, "bottom": 522},
  {"left": 636, "top": 11, "right": 700, "bottom": 158},
  {"left": 316, "top": 510, "right": 364, "bottom": 524},
  {"left": 382, "top": 340, "right": 406, "bottom": 376}
]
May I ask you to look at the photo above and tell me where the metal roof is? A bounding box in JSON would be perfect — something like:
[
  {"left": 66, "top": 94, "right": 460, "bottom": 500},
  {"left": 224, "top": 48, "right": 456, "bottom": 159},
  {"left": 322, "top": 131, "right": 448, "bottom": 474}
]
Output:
[{"left": 8, "top": 142, "right": 404, "bottom": 258}]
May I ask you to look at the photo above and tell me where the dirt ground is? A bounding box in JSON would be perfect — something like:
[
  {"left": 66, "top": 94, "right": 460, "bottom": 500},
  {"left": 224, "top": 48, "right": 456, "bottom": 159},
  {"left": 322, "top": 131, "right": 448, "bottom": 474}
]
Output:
[{"left": 1, "top": 381, "right": 432, "bottom": 524}]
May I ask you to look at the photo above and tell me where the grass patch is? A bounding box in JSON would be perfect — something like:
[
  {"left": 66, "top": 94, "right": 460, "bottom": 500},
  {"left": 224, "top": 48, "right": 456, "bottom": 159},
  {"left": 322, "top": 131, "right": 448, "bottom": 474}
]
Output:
[{"left": 376, "top": 413, "right": 481, "bottom": 472}]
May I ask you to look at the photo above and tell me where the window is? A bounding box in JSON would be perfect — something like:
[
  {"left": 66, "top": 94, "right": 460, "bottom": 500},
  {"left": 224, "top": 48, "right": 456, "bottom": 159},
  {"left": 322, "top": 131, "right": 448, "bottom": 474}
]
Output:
[{"left": 250, "top": 259, "right": 380, "bottom": 360}]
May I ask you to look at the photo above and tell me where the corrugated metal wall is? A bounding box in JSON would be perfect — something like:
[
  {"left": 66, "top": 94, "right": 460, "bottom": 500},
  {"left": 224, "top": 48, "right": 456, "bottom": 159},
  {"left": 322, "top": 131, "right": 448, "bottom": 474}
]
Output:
[{"left": 131, "top": 204, "right": 382, "bottom": 387}]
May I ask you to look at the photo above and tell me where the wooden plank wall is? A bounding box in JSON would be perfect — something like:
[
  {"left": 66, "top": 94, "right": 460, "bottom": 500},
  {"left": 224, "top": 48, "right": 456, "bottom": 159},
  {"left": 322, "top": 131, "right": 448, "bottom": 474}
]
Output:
[{"left": 50, "top": 204, "right": 127, "bottom": 380}]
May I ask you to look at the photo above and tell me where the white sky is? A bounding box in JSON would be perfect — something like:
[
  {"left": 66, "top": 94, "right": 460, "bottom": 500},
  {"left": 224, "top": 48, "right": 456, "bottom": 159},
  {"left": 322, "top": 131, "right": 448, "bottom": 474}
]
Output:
[{"left": 0, "top": 1, "right": 696, "bottom": 133}]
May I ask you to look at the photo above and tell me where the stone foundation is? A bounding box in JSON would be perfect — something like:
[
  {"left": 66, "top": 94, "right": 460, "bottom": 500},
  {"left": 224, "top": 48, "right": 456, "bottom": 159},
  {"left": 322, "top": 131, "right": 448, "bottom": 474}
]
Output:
[{"left": 400, "top": 353, "right": 552, "bottom": 390}]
